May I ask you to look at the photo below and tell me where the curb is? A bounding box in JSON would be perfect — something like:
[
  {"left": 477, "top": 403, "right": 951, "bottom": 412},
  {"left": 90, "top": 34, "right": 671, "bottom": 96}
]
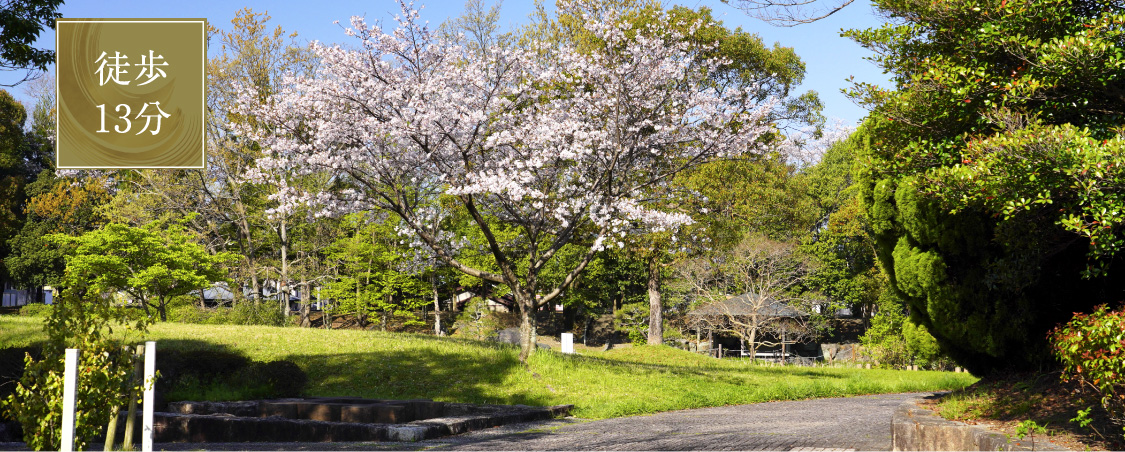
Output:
[
  {"left": 148, "top": 402, "right": 573, "bottom": 443},
  {"left": 891, "top": 395, "right": 1067, "bottom": 451}
]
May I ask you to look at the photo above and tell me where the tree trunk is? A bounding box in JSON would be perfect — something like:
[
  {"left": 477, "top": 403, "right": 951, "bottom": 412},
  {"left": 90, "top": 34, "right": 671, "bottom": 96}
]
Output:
[
  {"left": 251, "top": 271, "right": 261, "bottom": 306},
  {"left": 279, "top": 217, "right": 290, "bottom": 318},
  {"left": 646, "top": 253, "right": 663, "bottom": 345},
  {"left": 299, "top": 279, "right": 311, "bottom": 328},
  {"left": 748, "top": 328, "right": 759, "bottom": 358},
  {"left": 517, "top": 296, "right": 538, "bottom": 362},
  {"left": 431, "top": 272, "right": 443, "bottom": 336}
]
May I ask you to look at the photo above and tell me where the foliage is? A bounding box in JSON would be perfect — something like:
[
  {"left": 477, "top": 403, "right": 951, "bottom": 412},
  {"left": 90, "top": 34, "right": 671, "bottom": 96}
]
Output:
[
  {"left": 614, "top": 302, "right": 650, "bottom": 346},
  {"left": 0, "top": 289, "right": 148, "bottom": 451},
  {"left": 860, "top": 289, "right": 949, "bottom": 369},
  {"left": 167, "top": 303, "right": 286, "bottom": 327},
  {"left": 799, "top": 131, "right": 882, "bottom": 319},
  {"left": 1, "top": 315, "right": 980, "bottom": 420},
  {"left": 451, "top": 297, "right": 504, "bottom": 341},
  {"left": 0, "top": 89, "right": 33, "bottom": 281},
  {"left": 1050, "top": 304, "right": 1125, "bottom": 430},
  {"left": 323, "top": 212, "right": 429, "bottom": 330},
  {"left": 236, "top": 1, "right": 781, "bottom": 361},
  {"left": 0, "top": 346, "right": 39, "bottom": 409},
  {"left": 6, "top": 170, "right": 111, "bottom": 290},
  {"left": 1014, "top": 419, "right": 1048, "bottom": 449},
  {"left": 679, "top": 234, "right": 827, "bottom": 356},
  {"left": 17, "top": 303, "right": 51, "bottom": 317},
  {"left": 0, "top": 0, "right": 62, "bottom": 83},
  {"left": 48, "top": 219, "right": 238, "bottom": 322},
  {"left": 679, "top": 156, "right": 817, "bottom": 248},
  {"left": 844, "top": 0, "right": 1125, "bottom": 373}
]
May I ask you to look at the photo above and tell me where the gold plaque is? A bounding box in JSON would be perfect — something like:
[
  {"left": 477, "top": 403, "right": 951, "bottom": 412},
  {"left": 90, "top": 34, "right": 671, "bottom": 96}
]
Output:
[{"left": 56, "top": 19, "right": 205, "bottom": 169}]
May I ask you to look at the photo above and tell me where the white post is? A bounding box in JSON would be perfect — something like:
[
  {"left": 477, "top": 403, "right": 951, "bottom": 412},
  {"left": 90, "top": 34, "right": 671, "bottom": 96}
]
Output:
[
  {"left": 60, "top": 348, "right": 79, "bottom": 452},
  {"left": 561, "top": 333, "right": 574, "bottom": 354},
  {"left": 142, "top": 341, "right": 156, "bottom": 452}
]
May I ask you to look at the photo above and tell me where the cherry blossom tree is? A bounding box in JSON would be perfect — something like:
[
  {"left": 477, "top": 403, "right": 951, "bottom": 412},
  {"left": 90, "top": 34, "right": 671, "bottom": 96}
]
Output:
[{"left": 236, "top": 0, "right": 778, "bottom": 361}]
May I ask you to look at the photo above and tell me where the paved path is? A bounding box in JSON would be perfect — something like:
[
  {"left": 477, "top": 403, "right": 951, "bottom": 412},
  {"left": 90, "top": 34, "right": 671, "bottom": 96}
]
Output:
[
  {"left": 427, "top": 392, "right": 919, "bottom": 451},
  {"left": 128, "top": 392, "right": 925, "bottom": 451}
]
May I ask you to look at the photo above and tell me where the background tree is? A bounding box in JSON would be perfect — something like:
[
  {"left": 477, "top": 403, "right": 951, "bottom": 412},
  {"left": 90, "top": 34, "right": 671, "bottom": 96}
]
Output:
[
  {"left": 679, "top": 234, "right": 823, "bottom": 358},
  {"left": 237, "top": 2, "right": 779, "bottom": 361},
  {"left": 49, "top": 219, "right": 237, "bottom": 321},
  {"left": 530, "top": 1, "right": 825, "bottom": 346},
  {"left": 798, "top": 130, "right": 880, "bottom": 320},
  {"left": 323, "top": 212, "right": 429, "bottom": 330},
  {"left": 106, "top": 8, "right": 317, "bottom": 313},
  {"left": 719, "top": 0, "right": 854, "bottom": 26},
  {"left": 0, "top": 0, "right": 63, "bottom": 85},
  {"left": 844, "top": 0, "right": 1125, "bottom": 372},
  {"left": 5, "top": 171, "right": 111, "bottom": 290},
  {"left": 0, "top": 89, "right": 31, "bottom": 279}
]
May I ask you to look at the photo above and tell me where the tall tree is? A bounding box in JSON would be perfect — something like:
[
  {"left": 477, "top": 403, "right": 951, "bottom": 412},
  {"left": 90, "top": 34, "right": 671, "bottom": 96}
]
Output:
[
  {"left": 845, "top": 0, "right": 1125, "bottom": 372},
  {"left": 0, "top": 89, "right": 30, "bottom": 278},
  {"left": 237, "top": 1, "right": 779, "bottom": 361},
  {"left": 5, "top": 171, "right": 111, "bottom": 289},
  {"left": 323, "top": 212, "right": 429, "bottom": 330},
  {"left": 679, "top": 234, "right": 823, "bottom": 358},
  {"left": 719, "top": 0, "right": 854, "bottom": 26},
  {"left": 0, "top": 0, "right": 63, "bottom": 85},
  {"left": 530, "top": 2, "right": 824, "bottom": 346},
  {"left": 107, "top": 8, "right": 316, "bottom": 310}
]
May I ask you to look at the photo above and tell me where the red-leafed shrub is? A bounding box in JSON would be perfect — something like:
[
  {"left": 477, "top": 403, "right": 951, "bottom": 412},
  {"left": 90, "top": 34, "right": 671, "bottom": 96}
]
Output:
[{"left": 1050, "top": 304, "right": 1125, "bottom": 433}]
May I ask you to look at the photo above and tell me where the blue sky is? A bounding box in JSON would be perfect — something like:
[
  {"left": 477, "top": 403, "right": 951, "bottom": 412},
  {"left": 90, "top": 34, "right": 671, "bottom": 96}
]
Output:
[{"left": 8, "top": 0, "right": 891, "bottom": 126}]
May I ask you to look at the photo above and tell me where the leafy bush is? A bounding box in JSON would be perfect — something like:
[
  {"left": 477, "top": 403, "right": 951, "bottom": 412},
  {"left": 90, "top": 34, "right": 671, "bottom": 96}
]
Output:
[
  {"left": 167, "top": 303, "right": 285, "bottom": 327},
  {"left": 1050, "top": 304, "right": 1125, "bottom": 433},
  {"left": 17, "top": 303, "right": 52, "bottom": 317},
  {"left": 451, "top": 298, "right": 503, "bottom": 340},
  {"left": 614, "top": 302, "right": 649, "bottom": 346},
  {"left": 223, "top": 301, "right": 286, "bottom": 326},
  {"left": 0, "top": 346, "right": 41, "bottom": 416},
  {"left": 167, "top": 305, "right": 211, "bottom": 324},
  {"left": 1, "top": 290, "right": 147, "bottom": 450},
  {"left": 861, "top": 292, "right": 951, "bottom": 369}
]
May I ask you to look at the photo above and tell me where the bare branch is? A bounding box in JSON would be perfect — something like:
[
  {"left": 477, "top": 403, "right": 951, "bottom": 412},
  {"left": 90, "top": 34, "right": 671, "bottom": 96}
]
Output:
[{"left": 721, "top": 0, "right": 855, "bottom": 26}]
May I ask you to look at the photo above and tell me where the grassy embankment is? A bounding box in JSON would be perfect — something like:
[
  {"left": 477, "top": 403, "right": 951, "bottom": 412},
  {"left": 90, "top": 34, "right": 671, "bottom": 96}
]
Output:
[
  {"left": 0, "top": 315, "right": 976, "bottom": 419},
  {"left": 931, "top": 373, "right": 1123, "bottom": 451}
]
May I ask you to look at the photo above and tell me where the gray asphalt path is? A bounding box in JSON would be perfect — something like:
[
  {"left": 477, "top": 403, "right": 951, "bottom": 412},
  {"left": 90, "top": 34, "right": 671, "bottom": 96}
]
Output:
[{"left": 128, "top": 392, "right": 925, "bottom": 451}]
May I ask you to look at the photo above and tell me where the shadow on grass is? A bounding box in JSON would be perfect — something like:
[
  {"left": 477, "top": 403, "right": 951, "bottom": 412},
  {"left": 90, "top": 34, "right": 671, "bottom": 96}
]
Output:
[
  {"left": 286, "top": 346, "right": 548, "bottom": 407},
  {"left": 154, "top": 339, "right": 309, "bottom": 405}
]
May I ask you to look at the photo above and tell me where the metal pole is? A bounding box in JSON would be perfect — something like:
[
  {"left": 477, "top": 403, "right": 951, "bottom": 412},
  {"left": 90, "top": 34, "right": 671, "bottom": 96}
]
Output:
[
  {"left": 61, "top": 348, "right": 79, "bottom": 452},
  {"left": 142, "top": 341, "right": 156, "bottom": 452}
]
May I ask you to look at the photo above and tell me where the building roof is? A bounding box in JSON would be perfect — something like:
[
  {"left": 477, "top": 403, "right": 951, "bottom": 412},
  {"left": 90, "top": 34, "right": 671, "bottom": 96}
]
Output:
[{"left": 688, "top": 293, "right": 807, "bottom": 318}]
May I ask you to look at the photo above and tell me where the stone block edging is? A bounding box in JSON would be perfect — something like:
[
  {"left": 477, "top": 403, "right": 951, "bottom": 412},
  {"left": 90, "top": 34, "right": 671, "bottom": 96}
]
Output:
[
  {"left": 149, "top": 403, "right": 574, "bottom": 443},
  {"left": 891, "top": 395, "right": 1065, "bottom": 451}
]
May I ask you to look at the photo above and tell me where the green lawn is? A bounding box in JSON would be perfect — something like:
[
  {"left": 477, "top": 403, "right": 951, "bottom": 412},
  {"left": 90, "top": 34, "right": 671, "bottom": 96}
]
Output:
[{"left": 0, "top": 316, "right": 976, "bottom": 419}]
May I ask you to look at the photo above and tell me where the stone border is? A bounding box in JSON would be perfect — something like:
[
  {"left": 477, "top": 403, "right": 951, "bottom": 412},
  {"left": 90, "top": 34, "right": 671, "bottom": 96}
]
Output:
[
  {"left": 891, "top": 395, "right": 1065, "bottom": 451},
  {"left": 146, "top": 402, "right": 573, "bottom": 443}
]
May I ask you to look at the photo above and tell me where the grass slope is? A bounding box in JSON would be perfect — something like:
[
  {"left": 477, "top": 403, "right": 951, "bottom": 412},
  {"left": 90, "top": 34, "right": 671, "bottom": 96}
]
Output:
[{"left": 0, "top": 316, "right": 976, "bottom": 419}]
